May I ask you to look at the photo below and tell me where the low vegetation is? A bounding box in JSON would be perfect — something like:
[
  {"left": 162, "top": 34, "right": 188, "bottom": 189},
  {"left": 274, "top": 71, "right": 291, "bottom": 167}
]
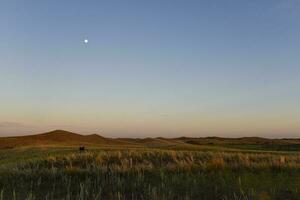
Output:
[
  {"left": 1, "top": 148, "right": 300, "bottom": 199},
  {"left": 1, "top": 131, "right": 300, "bottom": 199}
]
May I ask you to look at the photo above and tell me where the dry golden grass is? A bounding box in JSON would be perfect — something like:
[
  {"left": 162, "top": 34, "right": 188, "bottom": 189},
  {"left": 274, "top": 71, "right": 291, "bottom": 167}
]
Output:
[
  {"left": 2, "top": 147, "right": 300, "bottom": 199},
  {"left": 9, "top": 149, "right": 300, "bottom": 174}
]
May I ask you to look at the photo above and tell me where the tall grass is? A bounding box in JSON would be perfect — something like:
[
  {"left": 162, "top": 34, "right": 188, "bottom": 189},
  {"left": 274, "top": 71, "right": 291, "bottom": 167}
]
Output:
[
  {"left": 1, "top": 149, "right": 300, "bottom": 199},
  {"left": 12, "top": 150, "right": 300, "bottom": 172}
]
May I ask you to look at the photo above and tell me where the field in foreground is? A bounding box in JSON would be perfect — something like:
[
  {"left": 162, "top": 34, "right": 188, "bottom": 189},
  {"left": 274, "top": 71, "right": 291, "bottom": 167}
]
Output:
[
  {"left": 1, "top": 130, "right": 300, "bottom": 199},
  {"left": 1, "top": 147, "right": 300, "bottom": 200}
]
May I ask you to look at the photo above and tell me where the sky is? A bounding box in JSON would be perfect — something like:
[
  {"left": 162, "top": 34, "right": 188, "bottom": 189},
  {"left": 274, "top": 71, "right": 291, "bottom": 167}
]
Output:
[{"left": 0, "top": 0, "right": 300, "bottom": 138}]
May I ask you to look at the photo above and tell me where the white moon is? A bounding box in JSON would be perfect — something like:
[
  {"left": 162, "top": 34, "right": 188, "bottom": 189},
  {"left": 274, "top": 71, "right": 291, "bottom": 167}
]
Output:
[{"left": 84, "top": 39, "right": 88, "bottom": 44}]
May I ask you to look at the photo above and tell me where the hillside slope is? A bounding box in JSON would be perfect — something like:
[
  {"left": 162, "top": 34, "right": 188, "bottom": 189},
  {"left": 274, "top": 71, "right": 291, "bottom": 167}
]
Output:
[
  {"left": 0, "top": 130, "right": 138, "bottom": 149},
  {"left": 1, "top": 130, "right": 300, "bottom": 150}
]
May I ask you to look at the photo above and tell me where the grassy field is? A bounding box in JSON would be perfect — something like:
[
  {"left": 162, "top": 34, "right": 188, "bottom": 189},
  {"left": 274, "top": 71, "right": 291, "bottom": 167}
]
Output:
[
  {"left": 1, "top": 131, "right": 300, "bottom": 199},
  {"left": 1, "top": 147, "right": 300, "bottom": 200}
]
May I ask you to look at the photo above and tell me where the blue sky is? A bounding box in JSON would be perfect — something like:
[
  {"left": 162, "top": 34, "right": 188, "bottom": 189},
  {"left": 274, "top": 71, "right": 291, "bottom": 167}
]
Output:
[{"left": 0, "top": 0, "right": 300, "bottom": 137}]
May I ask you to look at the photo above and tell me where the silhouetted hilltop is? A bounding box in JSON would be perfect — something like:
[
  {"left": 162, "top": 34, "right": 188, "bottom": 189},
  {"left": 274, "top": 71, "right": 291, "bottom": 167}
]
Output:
[
  {"left": 0, "top": 130, "right": 136, "bottom": 149},
  {"left": 1, "top": 130, "right": 300, "bottom": 149}
]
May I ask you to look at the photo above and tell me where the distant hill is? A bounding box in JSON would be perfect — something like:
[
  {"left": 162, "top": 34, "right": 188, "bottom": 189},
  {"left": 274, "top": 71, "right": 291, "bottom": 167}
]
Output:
[
  {"left": 175, "top": 136, "right": 295, "bottom": 145},
  {"left": 119, "top": 137, "right": 186, "bottom": 148},
  {"left": 0, "top": 130, "right": 137, "bottom": 149},
  {"left": 1, "top": 130, "right": 300, "bottom": 150}
]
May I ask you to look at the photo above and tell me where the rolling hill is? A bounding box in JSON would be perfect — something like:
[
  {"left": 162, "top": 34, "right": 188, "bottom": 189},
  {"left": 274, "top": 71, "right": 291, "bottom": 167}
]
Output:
[
  {"left": 1, "top": 130, "right": 300, "bottom": 150},
  {"left": 0, "top": 130, "right": 137, "bottom": 149}
]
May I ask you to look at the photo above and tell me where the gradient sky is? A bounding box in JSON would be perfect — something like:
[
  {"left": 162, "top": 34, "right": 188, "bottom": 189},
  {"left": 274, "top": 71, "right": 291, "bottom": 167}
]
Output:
[{"left": 0, "top": 0, "right": 300, "bottom": 137}]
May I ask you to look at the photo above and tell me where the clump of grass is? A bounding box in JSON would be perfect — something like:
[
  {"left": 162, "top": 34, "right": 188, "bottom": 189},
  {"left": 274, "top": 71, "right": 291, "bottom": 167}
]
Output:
[{"left": 11, "top": 150, "right": 300, "bottom": 173}]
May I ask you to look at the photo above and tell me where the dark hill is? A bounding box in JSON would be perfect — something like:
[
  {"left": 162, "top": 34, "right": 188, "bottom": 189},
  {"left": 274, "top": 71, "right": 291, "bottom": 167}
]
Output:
[
  {"left": 1, "top": 130, "right": 300, "bottom": 150},
  {"left": 0, "top": 130, "right": 137, "bottom": 149}
]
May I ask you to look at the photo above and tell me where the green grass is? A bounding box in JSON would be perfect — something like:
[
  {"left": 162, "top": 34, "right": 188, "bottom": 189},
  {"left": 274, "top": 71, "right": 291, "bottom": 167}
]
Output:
[
  {"left": 221, "top": 144, "right": 300, "bottom": 152},
  {"left": 1, "top": 147, "right": 300, "bottom": 199}
]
